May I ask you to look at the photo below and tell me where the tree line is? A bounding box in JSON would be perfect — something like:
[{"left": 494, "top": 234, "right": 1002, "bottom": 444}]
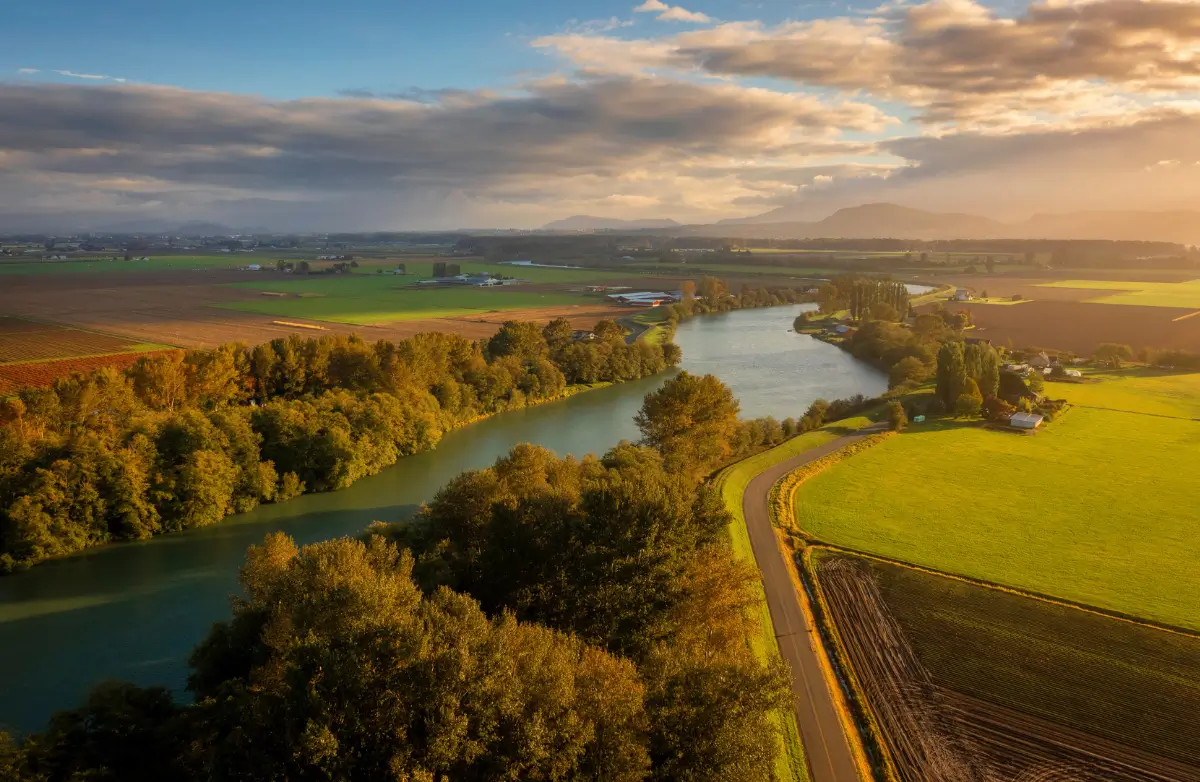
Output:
[
  {"left": 0, "top": 319, "right": 679, "bottom": 572},
  {"left": 1, "top": 372, "right": 801, "bottom": 781}
]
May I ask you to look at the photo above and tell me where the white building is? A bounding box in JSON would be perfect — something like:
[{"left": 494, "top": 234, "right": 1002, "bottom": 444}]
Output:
[
  {"left": 954, "top": 289, "right": 972, "bottom": 301},
  {"left": 1010, "top": 412, "right": 1045, "bottom": 430}
]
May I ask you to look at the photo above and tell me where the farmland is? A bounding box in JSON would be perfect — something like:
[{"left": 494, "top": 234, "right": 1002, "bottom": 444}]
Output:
[
  {"left": 0, "top": 351, "right": 172, "bottom": 393},
  {"left": 813, "top": 552, "right": 1200, "bottom": 781},
  {"left": 931, "top": 299, "right": 1200, "bottom": 353},
  {"left": 1053, "top": 368, "right": 1200, "bottom": 418},
  {"left": 793, "top": 392, "right": 1200, "bottom": 630},
  {"left": 0, "top": 316, "right": 169, "bottom": 364},
  {"left": 1038, "top": 278, "right": 1200, "bottom": 308},
  {"left": 216, "top": 278, "right": 592, "bottom": 325}
]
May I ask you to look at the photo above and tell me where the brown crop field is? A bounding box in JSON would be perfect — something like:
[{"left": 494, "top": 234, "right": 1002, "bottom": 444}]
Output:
[
  {"left": 0, "top": 316, "right": 148, "bottom": 363},
  {"left": 813, "top": 552, "right": 1200, "bottom": 782},
  {"left": 0, "top": 351, "right": 172, "bottom": 394},
  {"left": 918, "top": 299, "right": 1200, "bottom": 353}
]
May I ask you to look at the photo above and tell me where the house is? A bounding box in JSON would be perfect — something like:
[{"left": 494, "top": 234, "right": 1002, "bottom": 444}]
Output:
[
  {"left": 1064, "top": 369, "right": 1083, "bottom": 378},
  {"left": 247, "top": 264, "right": 261, "bottom": 271},
  {"left": 1009, "top": 412, "right": 1045, "bottom": 430},
  {"left": 1028, "top": 352, "right": 1053, "bottom": 369},
  {"left": 965, "top": 337, "right": 992, "bottom": 346},
  {"left": 1003, "top": 363, "right": 1031, "bottom": 375},
  {"left": 954, "top": 289, "right": 972, "bottom": 301},
  {"left": 572, "top": 330, "right": 595, "bottom": 341}
]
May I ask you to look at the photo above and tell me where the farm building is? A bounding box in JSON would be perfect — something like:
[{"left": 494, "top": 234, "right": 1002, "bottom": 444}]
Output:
[
  {"left": 954, "top": 289, "right": 972, "bottom": 301},
  {"left": 1009, "top": 412, "right": 1045, "bottom": 430},
  {"left": 1028, "top": 352, "right": 1054, "bottom": 369}
]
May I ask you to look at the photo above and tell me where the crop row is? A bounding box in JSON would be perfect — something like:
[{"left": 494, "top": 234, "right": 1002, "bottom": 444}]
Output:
[
  {"left": 0, "top": 330, "right": 139, "bottom": 364},
  {"left": 874, "top": 560, "right": 1200, "bottom": 768},
  {"left": 0, "top": 352, "right": 166, "bottom": 393}
]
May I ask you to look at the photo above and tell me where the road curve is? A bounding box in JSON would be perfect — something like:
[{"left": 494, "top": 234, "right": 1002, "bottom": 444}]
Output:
[{"left": 743, "top": 428, "right": 881, "bottom": 782}]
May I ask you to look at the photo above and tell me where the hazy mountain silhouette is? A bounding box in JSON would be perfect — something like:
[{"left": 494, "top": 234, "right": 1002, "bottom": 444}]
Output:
[
  {"left": 675, "top": 203, "right": 1200, "bottom": 243},
  {"left": 542, "top": 215, "right": 681, "bottom": 231}
]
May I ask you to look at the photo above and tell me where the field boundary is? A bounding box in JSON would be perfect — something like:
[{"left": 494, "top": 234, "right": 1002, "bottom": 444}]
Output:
[
  {"left": 806, "top": 542, "right": 1200, "bottom": 643},
  {"left": 769, "top": 433, "right": 893, "bottom": 535}
]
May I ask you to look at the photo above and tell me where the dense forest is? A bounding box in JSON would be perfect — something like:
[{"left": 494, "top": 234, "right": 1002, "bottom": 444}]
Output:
[
  {"left": 0, "top": 318, "right": 678, "bottom": 572},
  {"left": 0, "top": 373, "right": 806, "bottom": 781}
]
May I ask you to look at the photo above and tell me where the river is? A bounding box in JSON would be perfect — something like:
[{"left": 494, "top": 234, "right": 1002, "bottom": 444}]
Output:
[{"left": 0, "top": 304, "right": 886, "bottom": 732}]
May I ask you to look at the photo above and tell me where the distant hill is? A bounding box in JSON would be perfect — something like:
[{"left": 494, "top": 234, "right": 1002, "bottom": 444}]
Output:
[
  {"left": 672, "top": 203, "right": 1200, "bottom": 243},
  {"left": 542, "top": 215, "right": 681, "bottom": 231}
]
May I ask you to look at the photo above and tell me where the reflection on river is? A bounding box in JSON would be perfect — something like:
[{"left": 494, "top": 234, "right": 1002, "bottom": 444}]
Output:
[{"left": 0, "top": 304, "right": 885, "bottom": 732}]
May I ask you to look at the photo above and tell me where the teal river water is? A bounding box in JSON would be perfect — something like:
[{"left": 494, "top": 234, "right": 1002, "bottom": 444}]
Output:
[{"left": 0, "top": 304, "right": 886, "bottom": 732}]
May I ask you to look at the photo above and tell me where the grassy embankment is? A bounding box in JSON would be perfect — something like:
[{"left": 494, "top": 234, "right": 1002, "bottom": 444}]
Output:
[
  {"left": 713, "top": 416, "right": 875, "bottom": 782},
  {"left": 831, "top": 552, "right": 1200, "bottom": 768},
  {"left": 794, "top": 371, "right": 1200, "bottom": 630}
]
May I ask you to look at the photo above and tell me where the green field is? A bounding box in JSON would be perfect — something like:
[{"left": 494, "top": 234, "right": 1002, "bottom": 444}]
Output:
[
  {"left": 0, "top": 255, "right": 253, "bottom": 274},
  {"left": 1053, "top": 369, "right": 1200, "bottom": 418},
  {"left": 217, "top": 279, "right": 591, "bottom": 325},
  {"left": 794, "top": 392, "right": 1200, "bottom": 630},
  {"left": 1037, "top": 278, "right": 1200, "bottom": 308},
  {"left": 852, "top": 554, "right": 1200, "bottom": 768}
]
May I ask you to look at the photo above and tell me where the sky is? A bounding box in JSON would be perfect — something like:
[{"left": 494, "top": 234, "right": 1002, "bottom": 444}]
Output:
[{"left": 3, "top": 0, "right": 1200, "bottom": 230}]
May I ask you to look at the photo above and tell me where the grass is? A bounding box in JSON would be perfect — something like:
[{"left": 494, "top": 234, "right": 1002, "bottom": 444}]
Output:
[
  {"left": 1051, "top": 368, "right": 1200, "bottom": 419},
  {"left": 0, "top": 255, "right": 252, "bottom": 274},
  {"left": 715, "top": 416, "right": 875, "bottom": 782},
  {"left": 794, "top": 396, "right": 1200, "bottom": 630},
  {"left": 1037, "top": 278, "right": 1200, "bottom": 308},
  {"left": 857, "top": 554, "right": 1200, "bottom": 767},
  {"left": 215, "top": 276, "right": 593, "bottom": 325}
]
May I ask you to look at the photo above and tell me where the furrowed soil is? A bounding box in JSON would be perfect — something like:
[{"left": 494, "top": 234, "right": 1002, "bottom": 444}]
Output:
[
  {"left": 0, "top": 317, "right": 148, "bottom": 363},
  {"left": 814, "top": 553, "right": 1200, "bottom": 782},
  {"left": 919, "top": 299, "right": 1200, "bottom": 353},
  {"left": 0, "top": 352, "right": 173, "bottom": 393}
]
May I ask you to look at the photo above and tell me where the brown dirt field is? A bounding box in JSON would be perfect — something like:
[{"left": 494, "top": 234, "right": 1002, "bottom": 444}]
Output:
[
  {"left": 0, "top": 352, "right": 172, "bottom": 394},
  {"left": 815, "top": 557, "right": 1200, "bottom": 782},
  {"left": 919, "top": 299, "right": 1200, "bottom": 353},
  {"left": 0, "top": 317, "right": 142, "bottom": 363},
  {"left": 0, "top": 270, "right": 646, "bottom": 350}
]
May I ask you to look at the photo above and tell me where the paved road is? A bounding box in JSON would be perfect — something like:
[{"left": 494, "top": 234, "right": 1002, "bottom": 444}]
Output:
[{"left": 743, "top": 427, "right": 882, "bottom": 782}]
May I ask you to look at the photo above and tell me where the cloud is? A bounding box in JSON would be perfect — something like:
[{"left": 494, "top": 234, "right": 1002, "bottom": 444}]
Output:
[
  {"left": 0, "top": 79, "right": 888, "bottom": 228},
  {"left": 546, "top": 0, "right": 1200, "bottom": 125},
  {"left": 17, "top": 68, "right": 39, "bottom": 75},
  {"left": 634, "top": 0, "right": 711, "bottom": 24},
  {"left": 55, "top": 70, "right": 110, "bottom": 80}
]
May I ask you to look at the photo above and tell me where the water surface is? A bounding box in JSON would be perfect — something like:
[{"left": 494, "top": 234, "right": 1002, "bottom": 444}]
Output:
[{"left": 0, "top": 304, "right": 885, "bottom": 732}]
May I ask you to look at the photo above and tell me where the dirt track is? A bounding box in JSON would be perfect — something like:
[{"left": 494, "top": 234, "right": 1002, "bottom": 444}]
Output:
[{"left": 742, "top": 430, "right": 879, "bottom": 782}]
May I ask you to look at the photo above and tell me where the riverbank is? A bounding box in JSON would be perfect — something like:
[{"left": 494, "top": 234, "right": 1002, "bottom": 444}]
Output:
[{"left": 0, "top": 304, "right": 887, "bottom": 734}]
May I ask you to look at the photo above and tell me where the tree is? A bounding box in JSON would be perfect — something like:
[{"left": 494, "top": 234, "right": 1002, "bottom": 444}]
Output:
[
  {"left": 815, "top": 283, "right": 841, "bottom": 314},
  {"left": 983, "top": 395, "right": 1015, "bottom": 422},
  {"left": 888, "top": 356, "right": 928, "bottom": 388},
  {"left": 985, "top": 256, "right": 995, "bottom": 273},
  {"left": 680, "top": 280, "right": 696, "bottom": 300},
  {"left": 869, "top": 301, "right": 900, "bottom": 322},
  {"left": 188, "top": 533, "right": 651, "bottom": 781},
  {"left": 295, "top": 260, "right": 310, "bottom": 274},
  {"left": 635, "top": 372, "right": 740, "bottom": 477},
  {"left": 935, "top": 342, "right": 966, "bottom": 411},
  {"left": 1094, "top": 343, "right": 1133, "bottom": 369},
  {"left": 888, "top": 400, "right": 908, "bottom": 431},
  {"left": 1027, "top": 371, "right": 1045, "bottom": 395},
  {"left": 978, "top": 345, "right": 1001, "bottom": 398},
  {"left": 697, "top": 276, "right": 727, "bottom": 308},
  {"left": 955, "top": 378, "right": 983, "bottom": 417},
  {"left": 487, "top": 320, "right": 548, "bottom": 363}
]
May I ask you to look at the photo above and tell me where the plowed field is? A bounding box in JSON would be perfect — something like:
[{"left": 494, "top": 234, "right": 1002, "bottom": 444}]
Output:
[
  {"left": 0, "top": 352, "right": 171, "bottom": 393},
  {"left": 815, "top": 553, "right": 1200, "bottom": 782},
  {"left": 0, "top": 317, "right": 145, "bottom": 363}
]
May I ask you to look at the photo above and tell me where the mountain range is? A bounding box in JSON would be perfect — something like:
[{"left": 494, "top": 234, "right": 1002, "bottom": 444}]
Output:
[
  {"left": 546, "top": 204, "right": 1200, "bottom": 244},
  {"left": 540, "top": 215, "right": 681, "bottom": 231}
]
